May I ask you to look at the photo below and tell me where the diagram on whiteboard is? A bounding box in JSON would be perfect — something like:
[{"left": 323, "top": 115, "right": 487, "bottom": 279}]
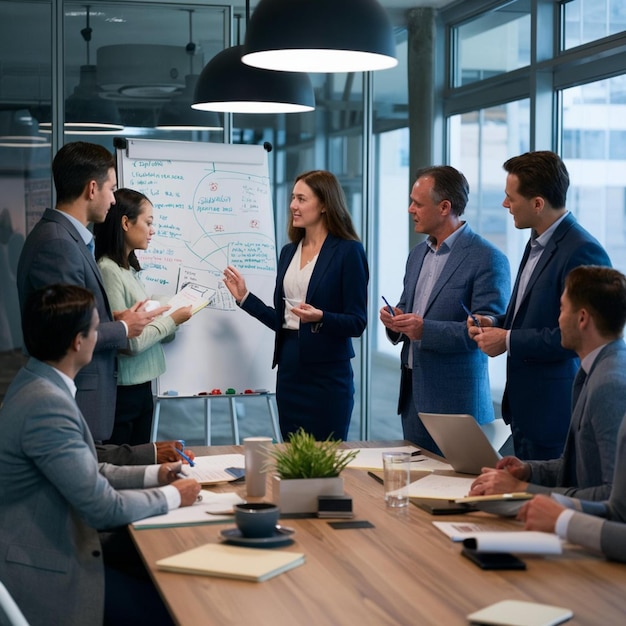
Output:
[{"left": 116, "top": 139, "right": 277, "bottom": 396}]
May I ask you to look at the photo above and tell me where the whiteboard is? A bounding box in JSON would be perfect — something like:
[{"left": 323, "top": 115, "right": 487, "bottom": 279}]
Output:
[{"left": 115, "top": 138, "right": 276, "bottom": 396}]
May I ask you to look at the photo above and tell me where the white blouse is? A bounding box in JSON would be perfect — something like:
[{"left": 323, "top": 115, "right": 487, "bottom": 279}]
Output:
[{"left": 282, "top": 240, "right": 318, "bottom": 329}]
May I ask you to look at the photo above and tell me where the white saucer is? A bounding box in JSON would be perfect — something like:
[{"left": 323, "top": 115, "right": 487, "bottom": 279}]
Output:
[{"left": 219, "top": 527, "right": 294, "bottom": 548}]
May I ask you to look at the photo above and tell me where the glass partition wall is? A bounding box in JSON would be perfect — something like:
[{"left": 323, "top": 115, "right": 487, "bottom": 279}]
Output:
[{"left": 0, "top": 0, "right": 408, "bottom": 441}]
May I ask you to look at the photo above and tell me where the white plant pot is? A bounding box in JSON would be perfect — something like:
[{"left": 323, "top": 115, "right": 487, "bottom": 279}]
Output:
[{"left": 272, "top": 475, "right": 344, "bottom": 514}]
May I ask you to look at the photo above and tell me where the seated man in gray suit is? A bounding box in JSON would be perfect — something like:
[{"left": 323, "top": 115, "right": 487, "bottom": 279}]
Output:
[
  {"left": 519, "top": 409, "right": 626, "bottom": 563},
  {"left": 379, "top": 165, "right": 510, "bottom": 453},
  {"left": 469, "top": 266, "right": 626, "bottom": 501},
  {"left": 0, "top": 284, "right": 201, "bottom": 626}
]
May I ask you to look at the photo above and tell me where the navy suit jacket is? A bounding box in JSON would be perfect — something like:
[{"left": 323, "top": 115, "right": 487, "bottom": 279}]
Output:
[
  {"left": 17, "top": 208, "right": 128, "bottom": 441},
  {"left": 499, "top": 212, "right": 611, "bottom": 448},
  {"left": 390, "top": 224, "right": 510, "bottom": 424},
  {"left": 242, "top": 234, "right": 368, "bottom": 366}
]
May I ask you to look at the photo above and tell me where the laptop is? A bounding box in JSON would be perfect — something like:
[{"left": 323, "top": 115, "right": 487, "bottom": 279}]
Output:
[{"left": 418, "top": 412, "right": 502, "bottom": 475}]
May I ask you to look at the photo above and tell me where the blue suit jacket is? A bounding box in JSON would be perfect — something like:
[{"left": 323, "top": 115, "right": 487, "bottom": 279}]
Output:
[
  {"left": 499, "top": 212, "right": 611, "bottom": 448},
  {"left": 242, "top": 234, "right": 368, "bottom": 366},
  {"left": 0, "top": 359, "right": 168, "bottom": 626},
  {"left": 17, "top": 208, "right": 128, "bottom": 442},
  {"left": 391, "top": 224, "right": 510, "bottom": 424}
]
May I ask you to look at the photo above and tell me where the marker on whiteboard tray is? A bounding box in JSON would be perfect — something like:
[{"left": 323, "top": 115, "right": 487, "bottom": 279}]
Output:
[
  {"left": 164, "top": 390, "right": 179, "bottom": 396},
  {"left": 255, "top": 388, "right": 270, "bottom": 394}
]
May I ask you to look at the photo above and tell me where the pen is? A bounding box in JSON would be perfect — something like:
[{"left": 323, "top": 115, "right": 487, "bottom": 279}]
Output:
[
  {"left": 367, "top": 471, "right": 384, "bottom": 485},
  {"left": 460, "top": 301, "right": 481, "bottom": 329},
  {"left": 381, "top": 296, "right": 395, "bottom": 317},
  {"left": 175, "top": 447, "right": 195, "bottom": 467}
]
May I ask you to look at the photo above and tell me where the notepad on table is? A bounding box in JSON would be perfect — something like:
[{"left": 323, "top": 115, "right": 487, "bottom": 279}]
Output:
[
  {"left": 156, "top": 543, "right": 305, "bottom": 582},
  {"left": 467, "top": 600, "right": 573, "bottom": 626},
  {"left": 407, "top": 473, "right": 474, "bottom": 500}
]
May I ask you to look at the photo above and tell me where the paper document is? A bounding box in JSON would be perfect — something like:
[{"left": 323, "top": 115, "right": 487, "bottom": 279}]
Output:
[
  {"left": 407, "top": 473, "right": 473, "bottom": 500},
  {"left": 133, "top": 491, "right": 245, "bottom": 529},
  {"left": 164, "top": 282, "right": 215, "bottom": 316},
  {"left": 346, "top": 446, "right": 419, "bottom": 470},
  {"left": 463, "top": 531, "right": 563, "bottom": 555},
  {"left": 433, "top": 521, "right": 523, "bottom": 542},
  {"left": 184, "top": 454, "right": 245, "bottom": 485}
]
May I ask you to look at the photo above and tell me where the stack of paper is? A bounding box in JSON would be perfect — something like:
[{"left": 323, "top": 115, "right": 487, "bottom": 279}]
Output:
[
  {"left": 407, "top": 473, "right": 474, "bottom": 499},
  {"left": 184, "top": 454, "right": 245, "bottom": 485},
  {"left": 133, "top": 491, "right": 244, "bottom": 529},
  {"left": 156, "top": 543, "right": 305, "bottom": 582}
]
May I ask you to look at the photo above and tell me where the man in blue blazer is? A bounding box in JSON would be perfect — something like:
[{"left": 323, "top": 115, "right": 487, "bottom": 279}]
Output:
[
  {"left": 0, "top": 284, "right": 200, "bottom": 625},
  {"left": 380, "top": 166, "right": 510, "bottom": 453},
  {"left": 470, "top": 151, "right": 611, "bottom": 460},
  {"left": 470, "top": 266, "right": 626, "bottom": 500},
  {"left": 17, "top": 142, "right": 184, "bottom": 465}
]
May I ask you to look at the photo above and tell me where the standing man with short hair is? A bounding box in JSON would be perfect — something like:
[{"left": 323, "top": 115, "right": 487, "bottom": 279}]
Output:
[
  {"left": 16, "top": 142, "right": 183, "bottom": 465},
  {"left": 470, "top": 151, "right": 611, "bottom": 460},
  {"left": 380, "top": 166, "right": 510, "bottom": 453}
]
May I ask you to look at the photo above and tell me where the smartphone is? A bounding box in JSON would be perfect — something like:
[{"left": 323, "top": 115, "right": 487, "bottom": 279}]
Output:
[{"left": 461, "top": 547, "right": 526, "bottom": 570}]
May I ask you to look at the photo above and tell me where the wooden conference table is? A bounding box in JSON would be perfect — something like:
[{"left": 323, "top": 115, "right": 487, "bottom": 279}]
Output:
[{"left": 130, "top": 442, "right": 626, "bottom": 625}]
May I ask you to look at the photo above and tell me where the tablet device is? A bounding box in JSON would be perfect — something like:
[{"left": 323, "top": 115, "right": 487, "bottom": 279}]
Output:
[
  {"left": 418, "top": 412, "right": 501, "bottom": 475},
  {"left": 413, "top": 499, "right": 477, "bottom": 515}
]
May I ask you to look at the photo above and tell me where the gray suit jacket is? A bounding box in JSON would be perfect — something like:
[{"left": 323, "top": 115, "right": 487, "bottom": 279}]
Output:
[
  {"left": 0, "top": 359, "right": 168, "bottom": 626},
  {"left": 17, "top": 208, "right": 128, "bottom": 441},
  {"left": 389, "top": 224, "right": 510, "bottom": 423},
  {"left": 527, "top": 340, "right": 626, "bottom": 499},
  {"left": 562, "top": 408, "right": 626, "bottom": 563}
]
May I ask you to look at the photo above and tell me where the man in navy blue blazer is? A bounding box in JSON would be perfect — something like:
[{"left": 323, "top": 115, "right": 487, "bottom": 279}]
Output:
[
  {"left": 470, "top": 151, "right": 611, "bottom": 460},
  {"left": 380, "top": 166, "right": 510, "bottom": 453}
]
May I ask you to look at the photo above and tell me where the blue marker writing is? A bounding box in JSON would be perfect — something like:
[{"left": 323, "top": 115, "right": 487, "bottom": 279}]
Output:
[{"left": 381, "top": 296, "right": 395, "bottom": 317}]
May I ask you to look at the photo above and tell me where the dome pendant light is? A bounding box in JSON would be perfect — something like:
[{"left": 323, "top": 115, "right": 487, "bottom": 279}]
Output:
[
  {"left": 192, "top": 4, "right": 315, "bottom": 114},
  {"left": 156, "top": 10, "right": 223, "bottom": 131},
  {"left": 242, "top": 0, "right": 398, "bottom": 73}
]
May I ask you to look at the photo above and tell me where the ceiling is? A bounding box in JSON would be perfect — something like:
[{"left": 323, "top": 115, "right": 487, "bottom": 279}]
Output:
[{"left": 0, "top": 0, "right": 459, "bottom": 127}]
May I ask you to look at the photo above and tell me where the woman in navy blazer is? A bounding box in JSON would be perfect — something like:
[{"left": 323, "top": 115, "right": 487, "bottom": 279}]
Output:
[{"left": 224, "top": 170, "right": 368, "bottom": 441}]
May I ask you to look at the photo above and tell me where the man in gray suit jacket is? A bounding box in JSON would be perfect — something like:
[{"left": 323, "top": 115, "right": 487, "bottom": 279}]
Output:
[
  {"left": 0, "top": 284, "right": 200, "bottom": 625},
  {"left": 470, "top": 266, "right": 626, "bottom": 501},
  {"left": 519, "top": 409, "right": 626, "bottom": 563},
  {"left": 17, "top": 142, "right": 186, "bottom": 465},
  {"left": 380, "top": 166, "right": 510, "bottom": 453}
]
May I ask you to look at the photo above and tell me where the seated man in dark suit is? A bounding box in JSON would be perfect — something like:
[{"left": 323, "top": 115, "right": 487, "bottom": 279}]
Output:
[{"left": 0, "top": 284, "right": 201, "bottom": 625}]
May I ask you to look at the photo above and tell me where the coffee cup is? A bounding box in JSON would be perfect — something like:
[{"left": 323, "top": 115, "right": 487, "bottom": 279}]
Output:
[{"left": 234, "top": 502, "right": 280, "bottom": 538}]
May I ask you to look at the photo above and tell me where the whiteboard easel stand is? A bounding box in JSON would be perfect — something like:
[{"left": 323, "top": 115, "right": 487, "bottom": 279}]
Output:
[{"left": 150, "top": 393, "right": 281, "bottom": 445}]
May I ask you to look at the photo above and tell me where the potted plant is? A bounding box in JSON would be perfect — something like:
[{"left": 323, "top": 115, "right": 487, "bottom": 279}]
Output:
[{"left": 267, "top": 428, "right": 358, "bottom": 514}]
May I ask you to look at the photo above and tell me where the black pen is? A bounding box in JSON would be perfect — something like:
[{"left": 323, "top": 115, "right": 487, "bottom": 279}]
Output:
[
  {"left": 367, "top": 471, "right": 384, "bottom": 485},
  {"left": 460, "top": 301, "right": 482, "bottom": 330}
]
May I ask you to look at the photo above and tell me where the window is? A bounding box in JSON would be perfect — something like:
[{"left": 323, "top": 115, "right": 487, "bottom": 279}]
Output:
[
  {"left": 562, "top": 0, "right": 626, "bottom": 50},
  {"left": 452, "top": 0, "right": 531, "bottom": 87}
]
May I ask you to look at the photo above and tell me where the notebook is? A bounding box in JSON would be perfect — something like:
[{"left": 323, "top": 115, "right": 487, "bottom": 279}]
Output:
[
  {"left": 418, "top": 412, "right": 501, "bottom": 475},
  {"left": 467, "top": 600, "right": 573, "bottom": 626},
  {"left": 156, "top": 543, "right": 305, "bottom": 582}
]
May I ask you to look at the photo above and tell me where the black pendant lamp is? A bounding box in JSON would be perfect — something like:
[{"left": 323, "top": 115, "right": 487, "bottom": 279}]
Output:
[
  {"left": 156, "top": 10, "right": 223, "bottom": 131},
  {"left": 242, "top": 0, "right": 397, "bottom": 73},
  {"left": 192, "top": 5, "right": 315, "bottom": 114}
]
